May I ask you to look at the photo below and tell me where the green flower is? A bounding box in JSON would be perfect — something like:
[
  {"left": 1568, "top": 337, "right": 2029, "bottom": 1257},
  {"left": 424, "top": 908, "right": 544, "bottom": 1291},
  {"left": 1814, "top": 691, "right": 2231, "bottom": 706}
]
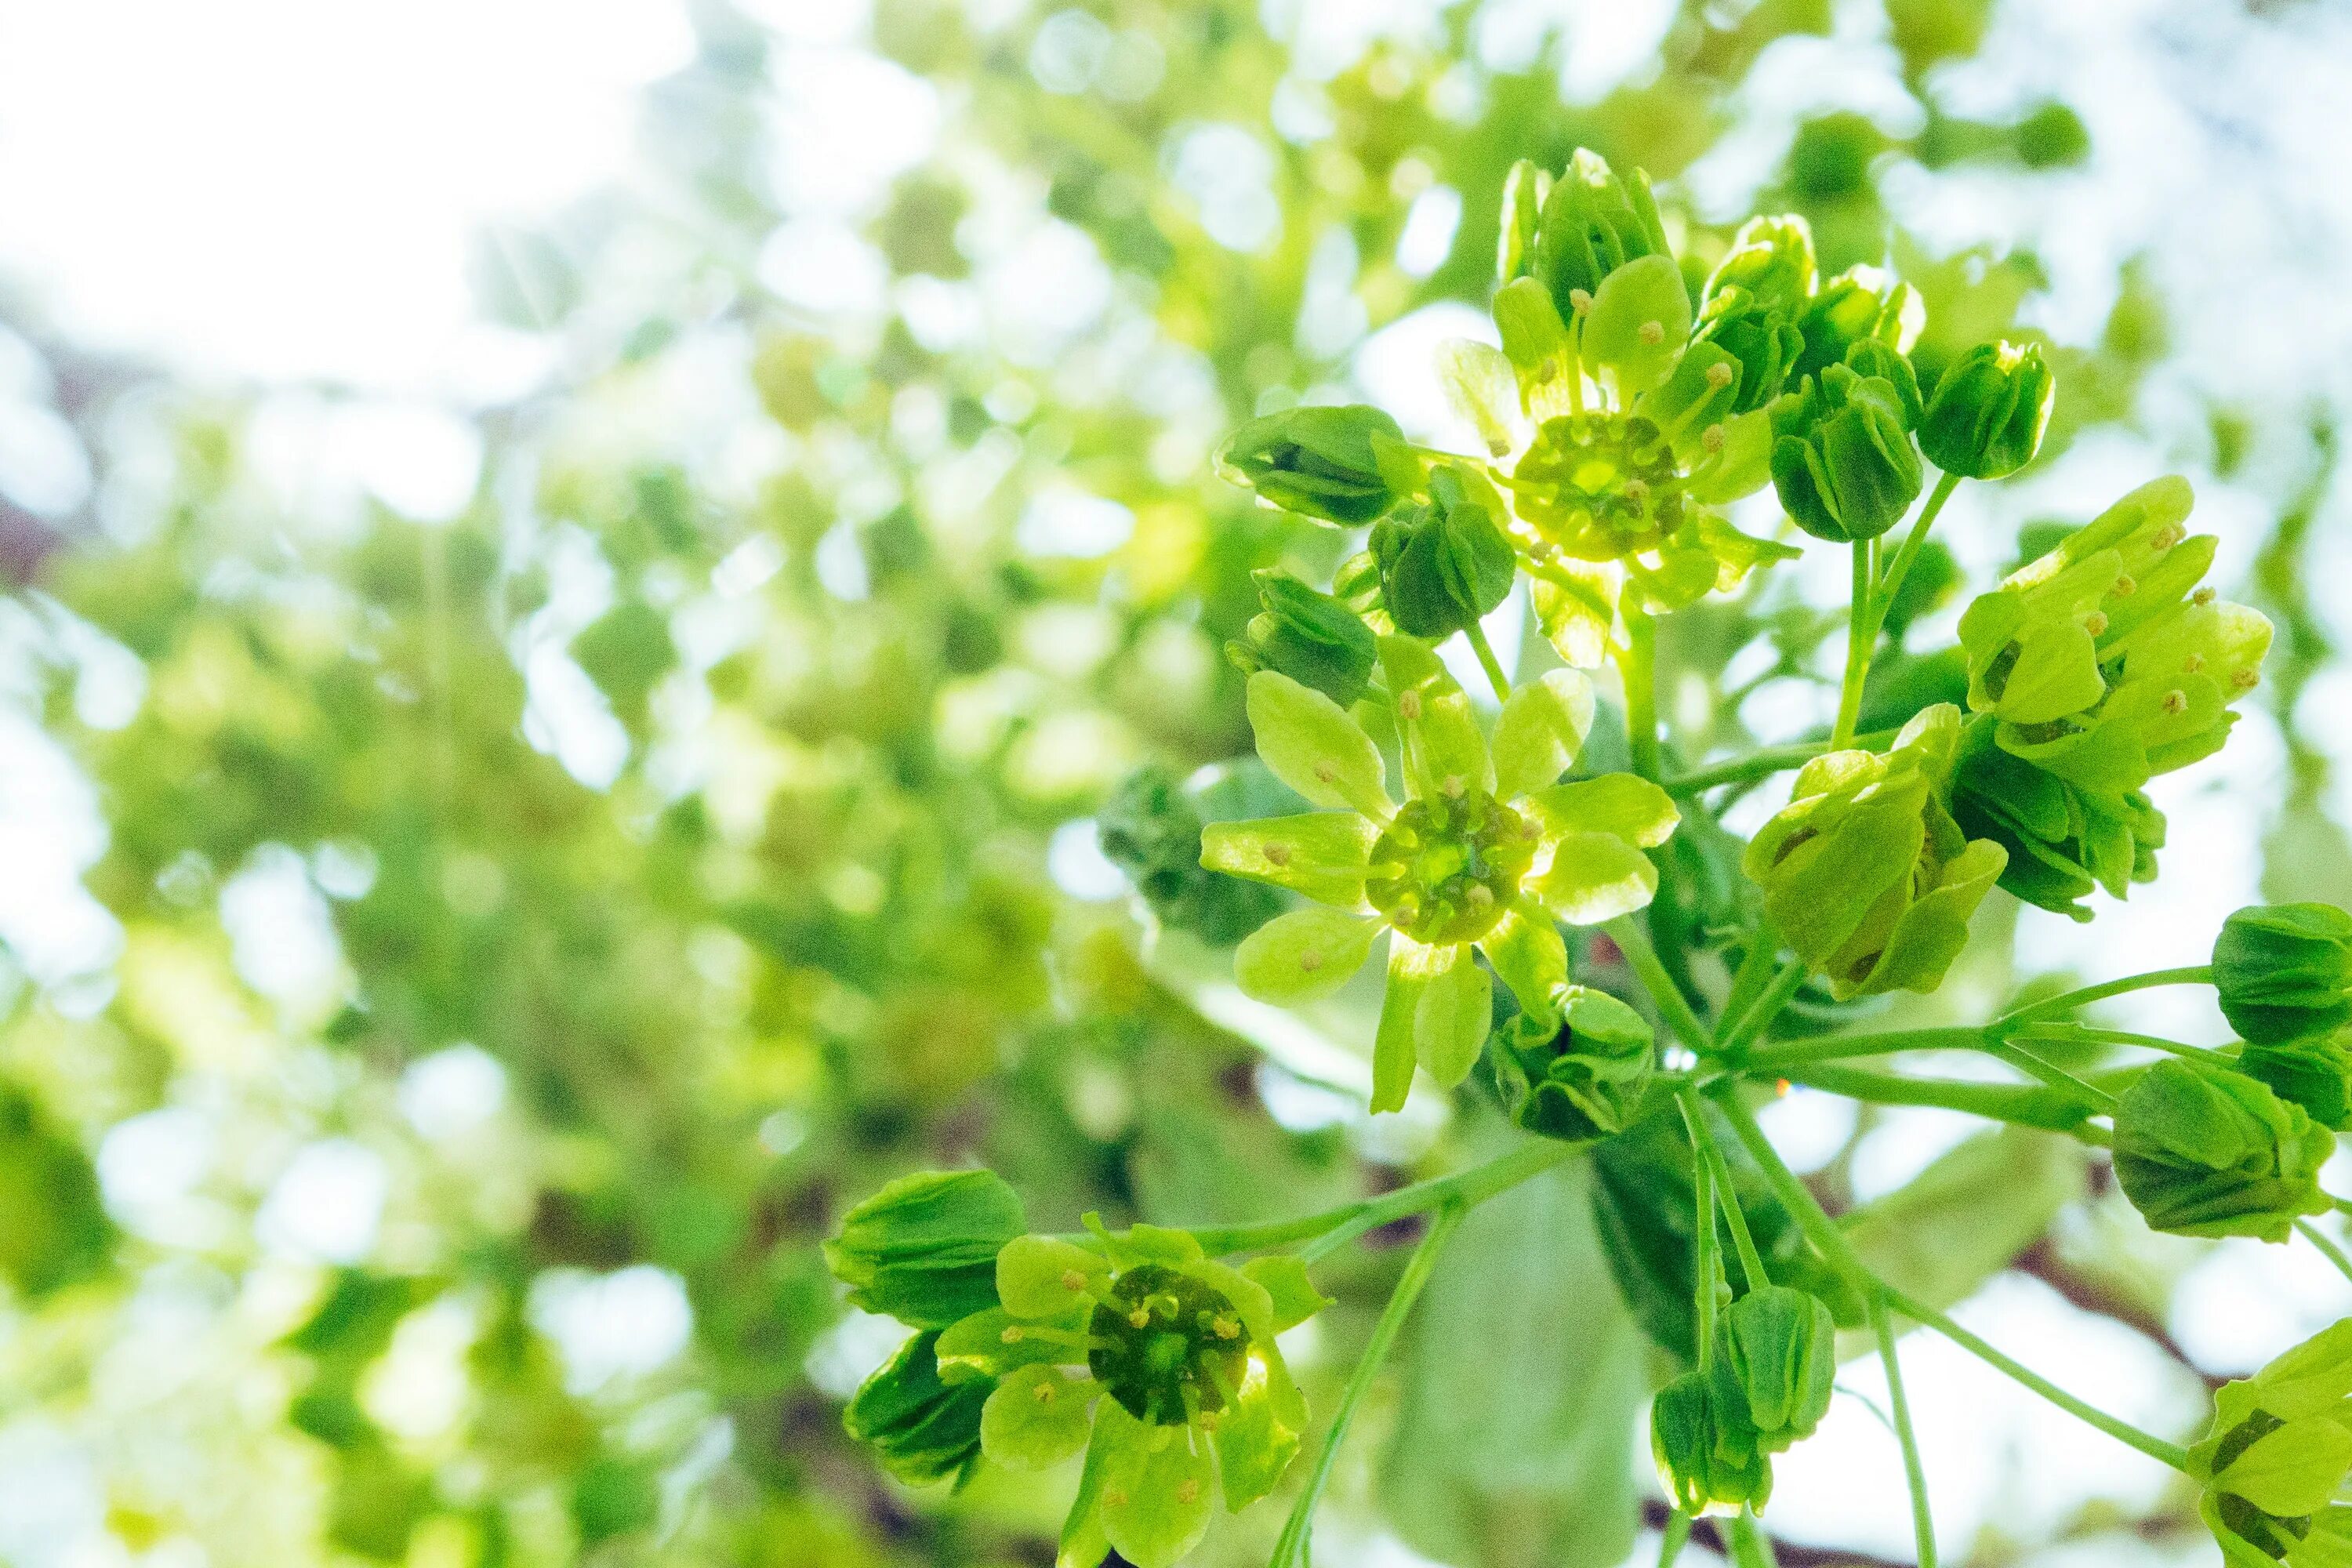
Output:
[
  {"left": 938, "top": 1223, "right": 1323, "bottom": 1568},
  {"left": 1200, "top": 642, "right": 1679, "bottom": 1112},
  {"left": 1098, "top": 765, "right": 1285, "bottom": 946},
  {"left": 1949, "top": 712, "right": 2167, "bottom": 921},
  {"left": 1367, "top": 465, "right": 1518, "bottom": 640},
  {"left": 2216, "top": 904, "right": 2352, "bottom": 1047},
  {"left": 1225, "top": 568, "right": 1380, "bottom": 707},
  {"left": 1706, "top": 1287, "right": 1837, "bottom": 1456},
  {"left": 1652, "top": 1367, "right": 1773, "bottom": 1516},
  {"left": 1693, "top": 215, "right": 1815, "bottom": 413},
  {"left": 2111, "top": 1059, "right": 2333, "bottom": 1243},
  {"left": 1769, "top": 358, "right": 1924, "bottom": 543},
  {"left": 844, "top": 1329, "right": 993, "bottom": 1486},
  {"left": 1918, "top": 339, "right": 2054, "bottom": 481},
  {"left": 822, "top": 1169, "right": 1027, "bottom": 1328},
  {"left": 2189, "top": 1319, "right": 2352, "bottom": 1567},
  {"left": 1216, "top": 404, "right": 1406, "bottom": 525},
  {"left": 1789, "top": 263, "right": 1924, "bottom": 385},
  {"left": 1742, "top": 704, "right": 2007, "bottom": 1000},
  {"left": 1531, "top": 148, "right": 1671, "bottom": 321},
  {"left": 1490, "top": 983, "right": 1657, "bottom": 1142}
]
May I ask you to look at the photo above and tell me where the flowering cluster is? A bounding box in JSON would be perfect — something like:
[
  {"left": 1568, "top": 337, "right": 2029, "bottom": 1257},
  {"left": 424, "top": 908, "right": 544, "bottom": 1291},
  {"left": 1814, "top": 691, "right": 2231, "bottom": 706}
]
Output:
[{"left": 825, "top": 147, "right": 2320, "bottom": 1568}]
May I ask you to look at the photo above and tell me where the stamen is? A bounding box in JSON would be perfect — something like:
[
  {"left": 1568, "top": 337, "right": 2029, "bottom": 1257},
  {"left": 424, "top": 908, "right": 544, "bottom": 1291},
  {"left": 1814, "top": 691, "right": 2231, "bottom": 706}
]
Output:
[
  {"left": 2151, "top": 523, "right": 2186, "bottom": 550},
  {"left": 1061, "top": 1269, "right": 1088, "bottom": 1292},
  {"left": 1000, "top": 1326, "right": 1025, "bottom": 1344},
  {"left": 2233, "top": 669, "right": 2260, "bottom": 690},
  {"left": 2184, "top": 653, "right": 2207, "bottom": 673},
  {"left": 1638, "top": 320, "right": 1664, "bottom": 345},
  {"left": 1212, "top": 1316, "right": 1240, "bottom": 1340},
  {"left": 1298, "top": 949, "right": 1323, "bottom": 972},
  {"left": 2161, "top": 689, "right": 2188, "bottom": 716},
  {"left": 1442, "top": 774, "right": 1465, "bottom": 797},
  {"left": 1398, "top": 689, "right": 1424, "bottom": 721},
  {"left": 1175, "top": 1479, "right": 1202, "bottom": 1504},
  {"left": 1313, "top": 762, "right": 1338, "bottom": 782},
  {"left": 2111, "top": 573, "right": 2136, "bottom": 597},
  {"left": 1705, "top": 362, "right": 1733, "bottom": 389},
  {"left": 1568, "top": 289, "right": 1594, "bottom": 314},
  {"left": 1033, "top": 1379, "right": 1057, "bottom": 1403},
  {"left": 1702, "top": 423, "right": 1726, "bottom": 452},
  {"left": 2193, "top": 586, "right": 2217, "bottom": 605},
  {"left": 1262, "top": 843, "right": 1292, "bottom": 867},
  {"left": 2082, "top": 611, "right": 2109, "bottom": 637},
  {"left": 1128, "top": 1308, "right": 1150, "bottom": 1329}
]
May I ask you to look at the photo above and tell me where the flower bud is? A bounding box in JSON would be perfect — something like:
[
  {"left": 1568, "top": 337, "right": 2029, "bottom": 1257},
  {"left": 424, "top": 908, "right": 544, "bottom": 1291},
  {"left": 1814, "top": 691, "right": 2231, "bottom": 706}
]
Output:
[
  {"left": 1919, "top": 339, "right": 2054, "bottom": 479},
  {"left": 1216, "top": 404, "right": 1406, "bottom": 524},
  {"left": 1790, "top": 264, "right": 1923, "bottom": 385},
  {"left": 1744, "top": 705, "right": 2006, "bottom": 999},
  {"left": 2239, "top": 1033, "right": 2352, "bottom": 1134},
  {"left": 1652, "top": 1369, "right": 1773, "bottom": 1516},
  {"left": 1841, "top": 339, "right": 1922, "bottom": 428},
  {"left": 2189, "top": 1319, "right": 2352, "bottom": 1566},
  {"left": 2111, "top": 1058, "right": 2333, "bottom": 1242},
  {"left": 2215, "top": 903, "right": 2352, "bottom": 1047},
  {"left": 1098, "top": 766, "right": 1283, "bottom": 946},
  {"left": 1708, "top": 1287, "right": 1837, "bottom": 1453},
  {"left": 844, "top": 1330, "right": 993, "bottom": 1486},
  {"left": 1692, "top": 216, "right": 1815, "bottom": 413},
  {"left": 1367, "top": 465, "right": 1518, "bottom": 640},
  {"left": 1533, "top": 148, "right": 1672, "bottom": 319},
  {"left": 1492, "top": 984, "right": 1657, "bottom": 1142},
  {"left": 1949, "top": 713, "right": 2168, "bottom": 921},
  {"left": 1768, "top": 362, "right": 1923, "bottom": 542},
  {"left": 825, "top": 1170, "right": 1027, "bottom": 1327},
  {"left": 1225, "top": 568, "right": 1379, "bottom": 707}
]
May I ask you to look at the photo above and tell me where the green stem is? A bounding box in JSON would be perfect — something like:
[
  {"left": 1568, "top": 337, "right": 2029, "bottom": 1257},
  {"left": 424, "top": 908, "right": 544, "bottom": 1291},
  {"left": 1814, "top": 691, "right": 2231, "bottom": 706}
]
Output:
[
  {"left": 1179, "top": 1138, "right": 1575, "bottom": 1259},
  {"left": 1683, "top": 1089, "right": 1769, "bottom": 1291},
  {"left": 1777, "top": 1063, "right": 2102, "bottom": 1131},
  {"left": 1871, "top": 1294, "right": 1939, "bottom": 1568},
  {"left": 1269, "top": 1201, "right": 1465, "bottom": 1568},
  {"left": 1621, "top": 604, "right": 1663, "bottom": 784},
  {"left": 1712, "top": 960, "right": 1813, "bottom": 1059},
  {"left": 1739, "top": 1025, "right": 1987, "bottom": 1073},
  {"left": 2006, "top": 1022, "right": 2237, "bottom": 1066},
  {"left": 1831, "top": 539, "right": 1875, "bottom": 750},
  {"left": 1716, "top": 925, "right": 1784, "bottom": 1048},
  {"left": 1713, "top": 1088, "right": 2190, "bottom": 1472},
  {"left": 2297, "top": 1219, "right": 2352, "bottom": 1287},
  {"left": 1608, "top": 914, "right": 1711, "bottom": 1054},
  {"left": 1873, "top": 471, "right": 1962, "bottom": 618},
  {"left": 1663, "top": 728, "right": 1900, "bottom": 795},
  {"left": 1690, "top": 1105, "right": 1721, "bottom": 1367},
  {"left": 1994, "top": 967, "right": 2215, "bottom": 1029},
  {"left": 1986, "top": 1040, "right": 2119, "bottom": 1111},
  {"left": 1461, "top": 618, "right": 1512, "bottom": 701},
  {"left": 1655, "top": 1511, "right": 1693, "bottom": 1568},
  {"left": 1878, "top": 1282, "right": 2190, "bottom": 1471}
]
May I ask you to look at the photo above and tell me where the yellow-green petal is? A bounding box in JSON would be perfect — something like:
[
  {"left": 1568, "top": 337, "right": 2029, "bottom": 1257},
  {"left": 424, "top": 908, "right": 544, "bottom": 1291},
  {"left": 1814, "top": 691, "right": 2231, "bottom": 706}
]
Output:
[
  {"left": 1531, "top": 831, "right": 1659, "bottom": 925},
  {"left": 1245, "top": 670, "right": 1393, "bottom": 819},
  {"left": 1235, "top": 907, "right": 1381, "bottom": 1004},
  {"left": 1216, "top": 1348, "right": 1308, "bottom": 1512},
  {"left": 1380, "top": 636, "right": 1491, "bottom": 800},
  {"left": 1200, "top": 812, "right": 1379, "bottom": 909},
  {"left": 996, "top": 1236, "right": 1109, "bottom": 1320},
  {"left": 1492, "top": 669, "right": 1597, "bottom": 800},
  {"left": 1241, "top": 1256, "right": 1331, "bottom": 1332},
  {"left": 1101, "top": 1422, "right": 1215, "bottom": 1568},
  {"left": 2216, "top": 1417, "right": 2352, "bottom": 1517},
  {"left": 1524, "top": 774, "right": 1680, "bottom": 848},
  {"left": 982, "top": 1366, "right": 1096, "bottom": 1469},
  {"left": 1374, "top": 935, "right": 1438, "bottom": 1113},
  {"left": 1416, "top": 942, "right": 1493, "bottom": 1088},
  {"left": 1479, "top": 898, "right": 1568, "bottom": 1020}
]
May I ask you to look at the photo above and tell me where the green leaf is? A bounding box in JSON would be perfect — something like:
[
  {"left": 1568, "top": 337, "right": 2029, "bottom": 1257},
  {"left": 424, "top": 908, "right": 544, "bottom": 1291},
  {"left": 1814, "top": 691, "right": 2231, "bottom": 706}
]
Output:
[{"left": 1381, "top": 1151, "right": 1646, "bottom": 1568}]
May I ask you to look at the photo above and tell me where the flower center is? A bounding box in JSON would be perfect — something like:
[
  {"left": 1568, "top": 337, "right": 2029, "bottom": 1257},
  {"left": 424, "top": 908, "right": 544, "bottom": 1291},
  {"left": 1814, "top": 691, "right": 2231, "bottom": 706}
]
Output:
[
  {"left": 1510, "top": 412, "right": 1687, "bottom": 561},
  {"left": 1365, "top": 789, "right": 1537, "bottom": 944},
  {"left": 1087, "top": 1264, "right": 1250, "bottom": 1425}
]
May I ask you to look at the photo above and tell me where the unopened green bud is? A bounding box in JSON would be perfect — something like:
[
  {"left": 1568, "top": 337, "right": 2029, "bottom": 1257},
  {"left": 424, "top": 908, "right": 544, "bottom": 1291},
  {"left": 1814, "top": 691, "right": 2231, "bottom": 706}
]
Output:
[
  {"left": 1492, "top": 985, "right": 1657, "bottom": 1142},
  {"left": 2239, "top": 1034, "right": 2352, "bottom": 1134},
  {"left": 1098, "top": 765, "right": 1283, "bottom": 946},
  {"left": 1534, "top": 148, "right": 1672, "bottom": 318},
  {"left": 1217, "top": 404, "right": 1405, "bottom": 524},
  {"left": 1791, "top": 264, "right": 1923, "bottom": 385},
  {"left": 1769, "top": 361, "right": 1923, "bottom": 542},
  {"left": 1693, "top": 216, "right": 1816, "bottom": 413},
  {"left": 825, "top": 1171, "right": 1027, "bottom": 1327},
  {"left": 1842, "top": 339, "right": 1922, "bottom": 428},
  {"left": 1497, "top": 158, "right": 1548, "bottom": 285},
  {"left": 1744, "top": 704, "right": 2005, "bottom": 999},
  {"left": 2111, "top": 1059, "right": 2332, "bottom": 1243},
  {"left": 1950, "top": 713, "right": 2169, "bottom": 920},
  {"left": 844, "top": 1330, "right": 992, "bottom": 1486},
  {"left": 1708, "top": 1287, "right": 1837, "bottom": 1454},
  {"left": 1226, "top": 568, "right": 1379, "bottom": 707},
  {"left": 2216, "top": 903, "right": 2352, "bottom": 1047},
  {"left": 1919, "top": 340, "right": 2054, "bottom": 479},
  {"left": 1368, "top": 465, "right": 1517, "bottom": 639},
  {"left": 1652, "top": 1369, "right": 1773, "bottom": 1516}
]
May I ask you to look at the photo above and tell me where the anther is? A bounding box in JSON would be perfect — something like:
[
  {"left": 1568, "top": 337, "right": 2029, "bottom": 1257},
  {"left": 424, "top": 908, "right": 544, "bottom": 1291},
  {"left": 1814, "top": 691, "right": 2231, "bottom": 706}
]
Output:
[
  {"left": 1639, "top": 320, "right": 1664, "bottom": 345},
  {"left": 2082, "top": 611, "right": 2109, "bottom": 637},
  {"left": 1129, "top": 1308, "right": 1150, "bottom": 1329},
  {"left": 1569, "top": 289, "right": 1594, "bottom": 314},
  {"left": 1467, "top": 884, "right": 1494, "bottom": 909},
  {"left": 1034, "top": 1380, "right": 1057, "bottom": 1403},
  {"left": 2151, "top": 523, "right": 2185, "bottom": 550},
  {"left": 1624, "top": 479, "right": 1650, "bottom": 505},
  {"left": 1263, "top": 844, "right": 1292, "bottom": 867},
  {"left": 1702, "top": 423, "right": 1726, "bottom": 452},
  {"left": 1061, "top": 1269, "right": 1087, "bottom": 1292},
  {"left": 1706, "top": 362, "right": 1733, "bottom": 389},
  {"left": 1298, "top": 949, "right": 1323, "bottom": 973},
  {"left": 2183, "top": 653, "right": 2206, "bottom": 673},
  {"left": 1176, "top": 1479, "right": 1202, "bottom": 1504},
  {"left": 1001, "top": 1326, "right": 1025, "bottom": 1344},
  {"left": 2193, "top": 586, "right": 2217, "bottom": 605},
  {"left": 1213, "top": 1316, "right": 1240, "bottom": 1340},
  {"left": 2111, "top": 573, "right": 2136, "bottom": 597},
  {"left": 1442, "top": 774, "right": 1465, "bottom": 797},
  {"left": 1105, "top": 1489, "right": 1130, "bottom": 1508},
  {"left": 1196, "top": 1410, "right": 1221, "bottom": 1432},
  {"left": 2161, "top": 689, "right": 2189, "bottom": 716},
  {"left": 1398, "top": 689, "right": 1423, "bottom": 720},
  {"left": 2233, "top": 668, "right": 2260, "bottom": 690},
  {"left": 1313, "top": 762, "right": 1338, "bottom": 782}
]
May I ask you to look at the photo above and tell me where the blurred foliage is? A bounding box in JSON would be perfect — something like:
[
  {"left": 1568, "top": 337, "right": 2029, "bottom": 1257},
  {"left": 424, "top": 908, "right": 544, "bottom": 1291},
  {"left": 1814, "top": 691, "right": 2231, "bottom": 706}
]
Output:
[{"left": 0, "top": 1, "right": 2342, "bottom": 1566}]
